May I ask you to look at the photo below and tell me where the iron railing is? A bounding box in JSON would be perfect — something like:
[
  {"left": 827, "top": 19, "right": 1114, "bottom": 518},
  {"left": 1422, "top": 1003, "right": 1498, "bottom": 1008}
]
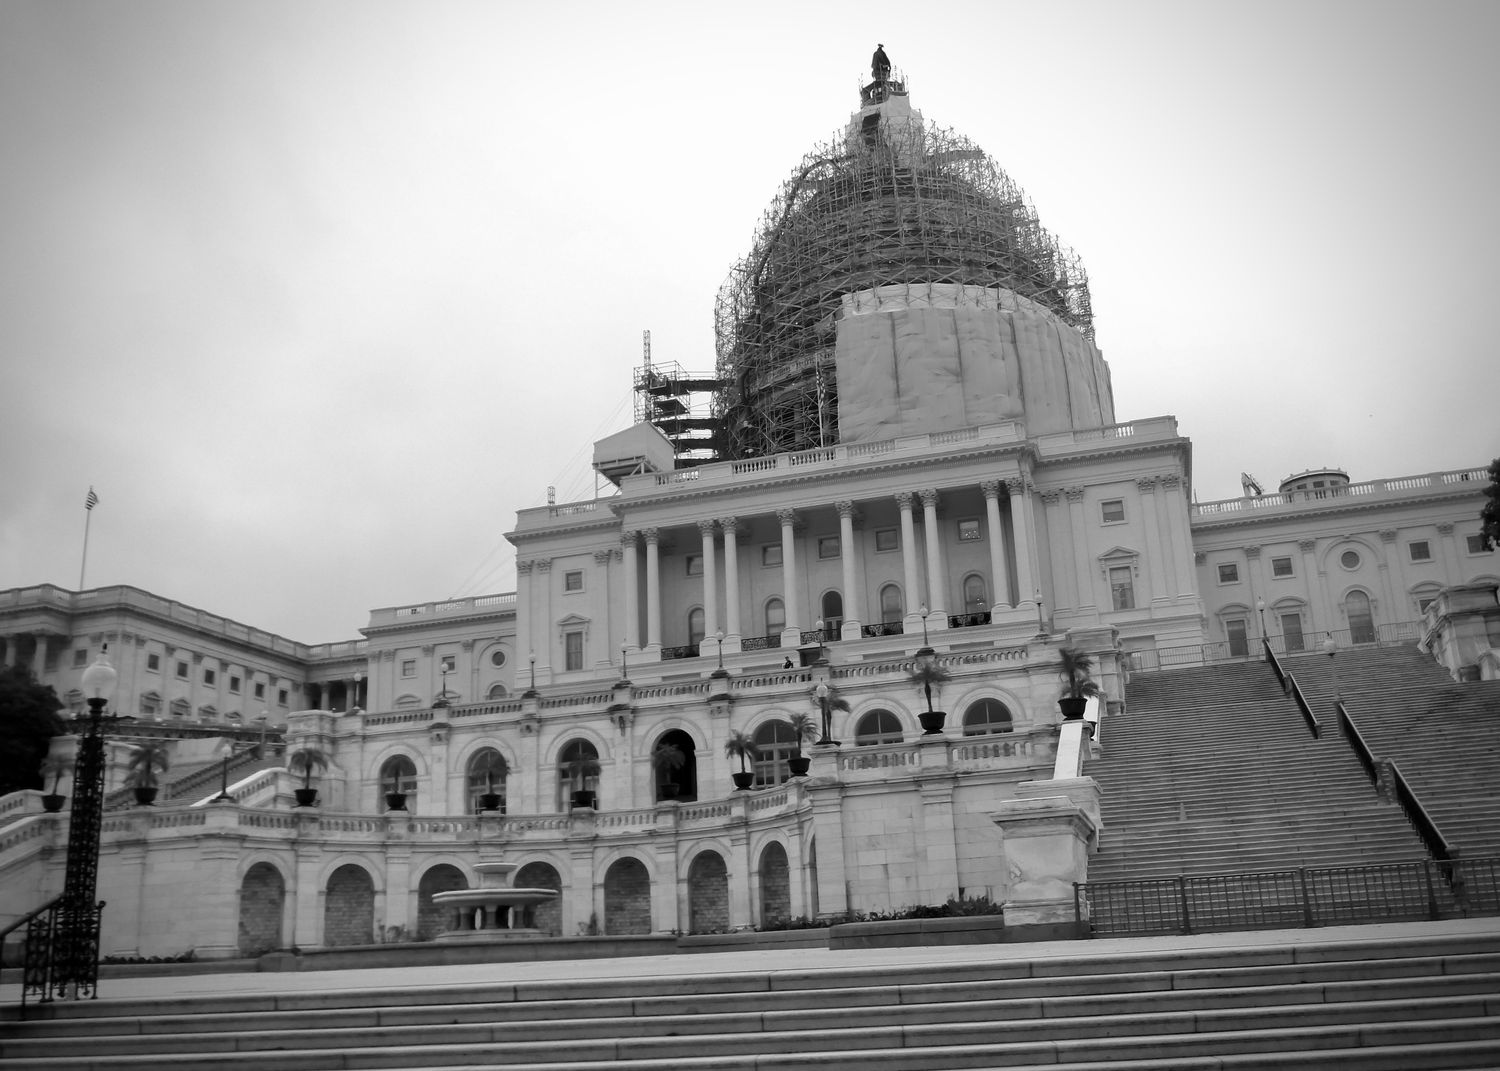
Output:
[
  {"left": 1078, "top": 858, "right": 1499, "bottom": 936},
  {"left": 947, "top": 611, "right": 991, "bottom": 629},
  {"left": 860, "top": 621, "right": 904, "bottom": 638},
  {"left": 740, "top": 634, "right": 781, "bottom": 651},
  {"left": 1, "top": 894, "right": 106, "bottom": 1015},
  {"left": 1335, "top": 700, "right": 1455, "bottom": 862},
  {"left": 800, "top": 627, "right": 838, "bottom": 645},
  {"left": 1131, "top": 620, "right": 1423, "bottom": 673},
  {"left": 1286, "top": 674, "right": 1321, "bottom": 738},
  {"left": 659, "top": 644, "right": 700, "bottom": 661}
]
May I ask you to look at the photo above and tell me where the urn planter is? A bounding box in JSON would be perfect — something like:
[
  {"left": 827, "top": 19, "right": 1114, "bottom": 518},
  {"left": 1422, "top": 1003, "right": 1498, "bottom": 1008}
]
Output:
[
  {"left": 918, "top": 710, "right": 947, "bottom": 735},
  {"left": 41, "top": 793, "right": 66, "bottom": 813},
  {"left": 133, "top": 786, "right": 158, "bottom": 807},
  {"left": 731, "top": 772, "right": 755, "bottom": 791},
  {"left": 570, "top": 790, "right": 597, "bottom": 810},
  {"left": 479, "top": 792, "right": 503, "bottom": 812},
  {"left": 294, "top": 788, "right": 319, "bottom": 807},
  {"left": 787, "top": 756, "right": 811, "bottom": 777},
  {"left": 384, "top": 792, "right": 408, "bottom": 811},
  {"left": 1057, "top": 697, "right": 1088, "bottom": 721}
]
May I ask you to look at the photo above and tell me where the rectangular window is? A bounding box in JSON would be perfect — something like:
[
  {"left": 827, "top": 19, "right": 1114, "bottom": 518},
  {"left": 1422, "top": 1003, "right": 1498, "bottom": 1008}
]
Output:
[
  {"left": 401, "top": 659, "right": 416, "bottom": 678},
  {"left": 685, "top": 555, "right": 703, "bottom": 576},
  {"left": 1217, "top": 563, "right": 1240, "bottom": 584},
  {"left": 1101, "top": 500, "right": 1125, "bottom": 524},
  {"left": 817, "top": 536, "right": 840, "bottom": 559},
  {"left": 253, "top": 682, "right": 265, "bottom": 700},
  {"left": 73, "top": 648, "right": 88, "bottom": 668},
  {"left": 1468, "top": 534, "right": 1490, "bottom": 554},
  {"left": 875, "top": 528, "right": 899, "bottom": 552},
  {"left": 1280, "top": 613, "right": 1305, "bottom": 652},
  {"left": 203, "top": 668, "right": 216, "bottom": 686},
  {"left": 229, "top": 675, "right": 241, "bottom": 694},
  {"left": 1418, "top": 596, "right": 1437, "bottom": 614},
  {"left": 176, "top": 661, "right": 189, "bottom": 679},
  {"left": 1271, "top": 556, "right": 1294, "bottom": 578},
  {"left": 277, "top": 689, "right": 289, "bottom": 707},
  {"left": 146, "top": 653, "right": 161, "bottom": 672},
  {"left": 761, "top": 544, "right": 782, "bottom": 567},
  {"left": 1226, "top": 619, "right": 1249, "bottom": 658},
  {"left": 1408, "top": 541, "right": 1432, "bottom": 563},
  {"left": 564, "top": 631, "right": 584, "bottom": 672},
  {"left": 439, "top": 654, "right": 456, "bottom": 672},
  {"left": 957, "top": 519, "right": 982, "bottom": 542},
  {"left": 564, "top": 569, "right": 584, "bottom": 591},
  {"left": 1109, "top": 566, "right": 1135, "bottom": 610}
]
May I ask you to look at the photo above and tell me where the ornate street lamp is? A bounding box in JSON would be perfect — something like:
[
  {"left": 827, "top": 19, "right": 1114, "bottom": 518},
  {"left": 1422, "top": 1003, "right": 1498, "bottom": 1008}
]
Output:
[
  {"left": 714, "top": 630, "right": 725, "bottom": 672},
  {"left": 1323, "top": 633, "right": 1341, "bottom": 702},
  {"left": 213, "top": 742, "right": 259, "bottom": 801},
  {"left": 814, "top": 682, "right": 839, "bottom": 746},
  {"left": 528, "top": 652, "right": 536, "bottom": 692},
  {"left": 917, "top": 604, "right": 932, "bottom": 647},
  {"left": 1257, "top": 597, "right": 1267, "bottom": 642},
  {"left": 620, "top": 642, "right": 630, "bottom": 681}
]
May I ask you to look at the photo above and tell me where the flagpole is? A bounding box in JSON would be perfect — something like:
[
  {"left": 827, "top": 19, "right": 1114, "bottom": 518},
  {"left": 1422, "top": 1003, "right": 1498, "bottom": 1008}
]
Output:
[{"left": 80, "top": 487, "right": 98, "bottom": 590}]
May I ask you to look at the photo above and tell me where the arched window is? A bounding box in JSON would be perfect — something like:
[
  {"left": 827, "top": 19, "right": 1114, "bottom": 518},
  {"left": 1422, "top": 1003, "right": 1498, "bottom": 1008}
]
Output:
[
  {"left": 486, "top": 682, "right": 508, "bottom": 699},
  {"left": 821, "top": 590, "right": 843, "bottom": 631},
  {"left": 880, "top": 584, "right": 904, "bottom": 624},
  {"left": 1346, "top": 590, "right": 1376, "bottom": 644},
  {"left": 752, "top": 720, "right": 797, "bottom": 786},
  {"left": 465, "top": 748, "right": 508, "bottom": 814},
  {"left": 379, "top": 755, "right": 418, "bottom": 809},
  {"left": 652, "top": 728, "right": 698, "bottom": 802},
  {"left": 963, "top": 574, "right": 988, "bottom": 613},
  {"left": 557, "top": 739, "right": 600, "bottom": 811},
  {"left": 688, "top": 607, "right": 705, "bottom": 647},
  {"left": 854, "top": 709, "right": 903, "bottom": 745},
  {"left": 765, "top": 598, "right": 785, "bottom": 638},
  {"left": 395, "top": 694, "right": 421, "bottom": 709},
  {"left": 962, "top": 698, "right": 1014, "bottom": 736}
]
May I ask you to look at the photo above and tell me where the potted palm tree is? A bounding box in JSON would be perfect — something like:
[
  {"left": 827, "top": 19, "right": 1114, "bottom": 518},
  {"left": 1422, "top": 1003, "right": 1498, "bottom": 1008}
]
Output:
[
  {"left": 478, "top": 752, "right": 509, "bottom": 812},
  {"left": 125, "top": 741, "right": 171, "bottom": 806},
  {"left": 652, "top": 741, "right": 685, "bottom": 799},
  {"left": 1057, "top": 647, "right": 1101, "bottom": 720},
  {"left": 567, "top": 754, "right": 601, "bottom": 810},
  {"left": 909, "top": 651, "right": 952, "bottom": 734},
  {"left": 40, "top": 755, "right": 72, "bottom": 813},
  {"left": 786, "top": 713, "right": 816, "bottom": 777},
  {"left": 811, "top": 683, "right": 850, "bottom": 746},
  {"left": 724, "top": 730, "right": 758, "bottom": 790},
  {"left": 287, "top": 746, "right": 329, "bottom": 807}
]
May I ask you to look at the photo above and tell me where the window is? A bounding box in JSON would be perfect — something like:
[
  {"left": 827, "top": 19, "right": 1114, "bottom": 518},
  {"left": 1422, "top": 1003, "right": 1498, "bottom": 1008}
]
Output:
[
  {"left": 820, "top": 590, "right": 843, "bottom": 630},
  {"left": 817, "top": 536, "right": 840, "bottom": 560},
  {"left": 685, "top": 555, "right": 703, "bottom": 577},
  {"left": 963, "top": 574, "right": 988, "bottom": 612},
  {"left": 687, "top": 608, "right": 705, "bottom": 646},
  {"left": 1109, "top": 566, "right": 1135, "bottom": 610},
  {"left": 1340, "top": 550, "right": 1361, "bottom": 570},
  {"left": 762, "top": 544, "right": 782, "bottom": 566},
  {"left": 277, "top": 689, "right": 289, "bottom": 707},
  {"left": 170, "top": 698, "right": 190, "bottom": 718},
  {"left": 752, "top": 720, "right": 797, "bottom": 786},
  {"left": 962, "top": 698, "right": 1013, "bottom": 736},
  {"left": 139, "top": 694, "right": 160, "bottom": 718},
  {"left": 1408, "top": 541, "right": 1432, "bottom": 563},
  {"left": 880, "top": 584, "right": 904, "bottom": 623},
  {"left": 855, "top": 710, "right": 903, "bottom": 746},
  {"left": 203, "top": 668, "right": 216, "bottom": 686},
  {"left": 875, "top": 528, "right": 899, "bottom": 552},
  {"left": 557, "top": 739, "right": 600, "bottom": 810},
  {"left": 1468, "top": 534, "right": 1491, "bottom": 555},
  {"left": 466, "top": 748, "right": 508, "bottom": 814},
  {"left": 229, "top": 675, "right": 241, "bottom": 694},
  {"left": 1280, "top": 613, "right": 1305, "bottom": 653},
  {"left": 564, "top": 569, "right": 584, "bottom": 591},
  {"left": 253, "top": 682, "right": 265, "bottom": 700},
  {"left": 957, "top": 519, "right": 981, "bottom": 542},
  {"left": 1418, "top": 596, "right": 1437, "bottom": 614},
  {"left": 439, "top": 654, "right": 456, "bottom": 673},
  {"left": 1101, "top": 500, "right": 1125, "bottom": 524},
  {"left": 1271, "top": 556, "right": 1294, "bottom": 578},
  {"left": 1217, "top": 563, "right": 1240, "bottom": 584},
  {"left": 487, "top": 682, "right": 508, "bottom": 699},
  {"left": 176, "top": 661, "right": 189, "bottom": 679},
  {"left": 490, "top": 650, "right": 507, "bottom": 667},
  {"left": 146, "top": 653, "right": 161, "bottom": 672},
  {"left": 1345, "top": 591, "right": 1376, "bottom": 644},
  {"left": 379, "top": 756, "right": 418, "bottom": 809},
  {"left": 401, "top": 659, "right": 416, "bottom": 678},
  {"left": 564, "top": 631, "right": 584, "bottom": 672},
  {"left": 764, "top": 598, "right": 785, "bottom": 636},
  {"left": 73, "top": 648, "right": 88, "bottom": 668},
  {"left": 1226, "top": 618, "right": 1249, "bottom": 658}
]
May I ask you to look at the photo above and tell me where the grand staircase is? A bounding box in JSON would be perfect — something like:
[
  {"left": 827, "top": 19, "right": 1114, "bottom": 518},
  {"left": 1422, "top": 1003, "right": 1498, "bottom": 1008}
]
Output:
[
  {"left": 1085, "top": 658, "right": 1429, "bottom": 882},
  {"left": 3, "top": 929, "right": 1500, "bottom": 1069}
]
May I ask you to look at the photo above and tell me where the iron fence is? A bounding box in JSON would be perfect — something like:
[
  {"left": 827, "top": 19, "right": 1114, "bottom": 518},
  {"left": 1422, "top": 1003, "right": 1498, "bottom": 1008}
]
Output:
[
  {"left": 1131, "top": 620, "right": 1424, "bottom": 673},
  {"left": 860, "top": 622, "right": 904, "bottom": 638},
  {"left": 1078, "top": 858, "right": 1499, "bottom": 936}
]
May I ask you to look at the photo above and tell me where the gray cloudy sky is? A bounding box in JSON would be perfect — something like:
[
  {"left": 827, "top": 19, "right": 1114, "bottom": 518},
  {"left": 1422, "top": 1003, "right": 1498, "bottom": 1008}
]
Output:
[{"left": 3, "top": 0, "right": 1496, "bottom": 644}]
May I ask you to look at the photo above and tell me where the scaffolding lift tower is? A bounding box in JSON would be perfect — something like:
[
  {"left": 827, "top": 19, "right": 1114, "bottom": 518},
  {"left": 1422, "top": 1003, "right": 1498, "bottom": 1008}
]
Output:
[{"left": 632, "top": 330, "right": 723, "bottom": 469}]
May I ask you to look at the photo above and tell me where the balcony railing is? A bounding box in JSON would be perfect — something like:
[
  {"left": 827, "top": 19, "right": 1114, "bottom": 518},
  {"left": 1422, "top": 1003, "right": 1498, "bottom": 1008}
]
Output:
[
  {"left": 1191, "top": 466, "right": 1488, "bottom": 519},
  {"left": 860, "top": 621, "right": 904, "bottom": 638},
  {"left": 740, "top": 634, "right": 782, "bottom": 651},
  {"left": 947, "top": 611, "right": 991, "bottom": 629},
  {"left": 660, "top": 644, "right": 700, "bottom": 661},
  {"left": 1128, "top": 620, "right": 1422, "bottom": 673}
]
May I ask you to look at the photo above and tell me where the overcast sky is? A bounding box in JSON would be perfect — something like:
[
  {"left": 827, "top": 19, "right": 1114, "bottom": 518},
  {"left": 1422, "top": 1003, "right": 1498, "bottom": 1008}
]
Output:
[{"left": 3, "top": 0, "right": 1495, "bottom": 644}]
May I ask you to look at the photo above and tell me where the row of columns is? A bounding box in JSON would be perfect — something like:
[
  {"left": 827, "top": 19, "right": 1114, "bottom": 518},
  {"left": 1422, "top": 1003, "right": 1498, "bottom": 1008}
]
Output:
[{"left": 0, "top": 632, "right": 57, "bottom": 678}]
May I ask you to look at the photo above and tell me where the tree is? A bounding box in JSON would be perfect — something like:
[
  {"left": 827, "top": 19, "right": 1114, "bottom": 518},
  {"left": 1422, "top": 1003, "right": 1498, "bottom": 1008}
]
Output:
[
  {"left": 723, "top": 730, "right": 758, "bottom": 774},
  {"left": 1479, "top": 457, "right": 1500, "bottom": 551},
  {"left": 288, "top": 746, "right": 330, "bottom": 792},
  {"left": 787, "top": 713, "right": 818, "bottom": 760},
  {"left": 125, "top": 741, "right": 172, "bottom": 790},
  {"left": 0, "top": 665, "right": 65, "bottom": 796},
  {"left": 1057, "top": 647, "right": 1102, "bottom": 700}
]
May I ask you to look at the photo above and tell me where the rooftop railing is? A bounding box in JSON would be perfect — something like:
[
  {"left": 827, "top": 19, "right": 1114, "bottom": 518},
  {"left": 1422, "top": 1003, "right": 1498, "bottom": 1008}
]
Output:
[{"left": 1192, "top": 466, "right": 1487, "bottom": 519}]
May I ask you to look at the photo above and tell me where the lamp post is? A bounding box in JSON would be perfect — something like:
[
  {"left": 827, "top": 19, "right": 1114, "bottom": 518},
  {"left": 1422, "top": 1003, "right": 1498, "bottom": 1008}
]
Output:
[
  {"left": 1323, "top": 633, "right": 1341, "bottom": 703},
  {"left": 213, "top": 742, "right": 258, "bottom": 801},
  {"left": 528, "top": 652, "right": 536, "bottom": 692},
  {"left": 917, "top": 604, "right": 932, "bottom": 647},
  {"left": 916, "top": 644, "right": 939, "bottom": 720},
  {"left": 713, "top": 630, "right": 725, "bottom": 671},
  {"left": 1257, "top": 597, "right": 1267, "bottom": 643},
  {"left": 54, "top": 646, "right": 118, "bottom": 1000},
  {"left": 620, "top": 642, "right": 629, "bottom": 681},
  {"left": 814, "top": 682, "right": 838, "bottom": 746},
  {"left": 813, "top": 619, "right": 827, "bottom": 664},
  {"left": 434, "top": 659, "right": 451, "bottom": 708},
  {"left": 255, "top": 711, "right": 269, "bottom": 758},
  {"left": 1035, "top": 589, "right": 1046, "bottom": 636}
]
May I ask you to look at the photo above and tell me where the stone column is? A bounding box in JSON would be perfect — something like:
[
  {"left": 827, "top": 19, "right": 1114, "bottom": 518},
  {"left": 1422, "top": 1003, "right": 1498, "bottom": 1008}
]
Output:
[
  {"left": 1064, "top": 488, "right": 1095, "bottom": 614},
  {"left": 1040, "top": 490, "right": 1073, "bottom": 613},
  {"left": 1436, "top": 522, "right": 1461, "bottom": 585},
  {"left": 1298, "top": 538, "right": 1324, "bottom": 634},
  {"left": 919, "top": 489, "right": 945, "bottom": 617},
  {"left": 777, "top": 509, "right": 801, "bottom": 642},
  {"left": 1159, "top": 475, "right": 1195, "bottom": 600},
  {"left": 593, "top": 550, "right": 615, "bottom": 667},
  {"left": 1136, "top": 477, "right": 1168, "bottom": 607},
  {"left": 620, "top": 533, "right": 640, "bottom": 651},
  {"left": 643, "top": 529, "right": 661, "bottom": 650},
  {"left": 515, "top": 560, "right": 534, "bottom": 664},
  {"left": 698, "top": 519, "right": 719, "bottom": 638},
  {"left": 981, "top": 480, "right": 1012, "bottom": 611},
  {"left": 31, "top": 634, "right": 49, "bottom": 679},
  {"left": 836, "top": 501, "right": 861, "bottom": 637},
  {"left": 535, "top": 560, "right": 553, "bottom": 678},
  {"left": 895, "top": 492, "right": 920, "bottom": 621},
  {"left": 1008, "top": 480, "right": 1040, "bottom": 611},
  {"left": 721, "top": 517, "right": 741, "bottom": 644}
]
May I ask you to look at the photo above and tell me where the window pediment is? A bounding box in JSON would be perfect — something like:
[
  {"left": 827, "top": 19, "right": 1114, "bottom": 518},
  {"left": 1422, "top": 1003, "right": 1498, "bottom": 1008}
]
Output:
[{"left": 1098, "top": 546, "right": 1140, "bottom": 579}]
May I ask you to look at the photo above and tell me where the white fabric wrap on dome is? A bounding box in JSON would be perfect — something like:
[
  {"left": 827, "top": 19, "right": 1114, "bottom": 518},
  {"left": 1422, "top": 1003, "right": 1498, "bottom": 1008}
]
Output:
[{"left": 833, "top": 283, "right": 1114, "bottom": 443}]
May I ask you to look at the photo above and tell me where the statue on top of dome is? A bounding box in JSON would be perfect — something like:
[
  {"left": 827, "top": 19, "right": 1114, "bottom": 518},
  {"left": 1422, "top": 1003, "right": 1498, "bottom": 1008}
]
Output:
[{"left": 871, "top": 44, "right": 891, "bottom": 83}]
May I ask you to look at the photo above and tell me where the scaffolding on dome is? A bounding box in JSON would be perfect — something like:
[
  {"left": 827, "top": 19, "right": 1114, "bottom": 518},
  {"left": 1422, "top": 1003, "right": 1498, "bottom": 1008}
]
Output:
[{"left": 712, "top": 111, "right": 1094, "bottom": 461}]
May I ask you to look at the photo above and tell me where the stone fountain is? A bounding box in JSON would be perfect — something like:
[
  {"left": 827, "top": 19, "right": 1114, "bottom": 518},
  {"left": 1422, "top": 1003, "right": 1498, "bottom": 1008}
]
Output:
[{"left": 432, "top": 861, "right": 560, "bottom": 941}]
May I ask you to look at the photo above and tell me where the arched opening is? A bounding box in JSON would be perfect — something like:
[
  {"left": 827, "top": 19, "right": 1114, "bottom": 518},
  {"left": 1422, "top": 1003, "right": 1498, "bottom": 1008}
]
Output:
[
  {"left": 764, "top": 597, "right": 785, "bottom": 639},
  {"left": 379, "top": 755, "right": 417, "bottom": 811},
  {"left": 415, "top": 864, "right": 468, "bottom": 940},
  {"left": 323, "top": 864, "right": 375, "bottom": 947},
  {"left": 752, "top": 719, "right": 797, "bottom": 786},
  {"left": 465, "top": 748, "right": 508, "bottom": 814},
  {"left": 687, "top": 606, "right": 705, "bottom": 647},
  {"left": 557, "top": 739, "right": 601, "bottom": 811},
  {"left": 1346, "top": 590, "right": 1376, "bottom": 644},
  {"left": 880, "top": 584, "right": 904, "bottom": 623},
  {"left": 962, "top": 573, "right": 988, "bottom": 613},
  {"left": 854, "top": 709, "right": 904, "bottom": 745},
  {"left": 486, "top": 682, "right": 508, "bottom": 699},
  {"left": 687, "top": 851, "right": 729, "bottom": 934},
  {"left": 237, "top": 862, "right": 285, "bottom": 956},
  {"left": 652, "top": 727, "right": 698, "bottom": 802},
  {"left": 821, "top": 590, "right": 843, "bottom": 631},
  {"left": 758, "top": 842, "right": 790, "bottom": 925},
  {"left": 962, "top": 698, "right": 1014, "bottom": 736},
  {"left": 602, "top": 857, "right": 651, "bottom": 935},
  {"left": 514, "top": 862, "right": 563, "bottom": 935}
]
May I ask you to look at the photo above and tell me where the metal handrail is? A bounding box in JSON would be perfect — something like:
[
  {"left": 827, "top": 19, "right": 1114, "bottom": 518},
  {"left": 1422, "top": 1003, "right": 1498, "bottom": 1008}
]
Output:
[
  {"left": 1337, "top": 701, "right": 1377, "bottom": 781},
  {"left": 0, "top": 893, "right": 63, "bottom": 945},
  {"left": 1389, "top": 760, "right": 1457, "bottom": 863},
  {"left": 1285, "top": 675, "right": 1321, "bottom": 738},
  {"left": 1263, "top": 636, "right": 1287, "bottom": 691}
]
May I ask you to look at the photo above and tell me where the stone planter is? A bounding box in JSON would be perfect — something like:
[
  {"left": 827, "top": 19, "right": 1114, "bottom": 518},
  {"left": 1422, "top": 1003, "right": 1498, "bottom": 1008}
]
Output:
[
  {"left": 294, "top": 788, "right": 319, "bottom": 807},
  {"left": 1058, "top": 697, "right": 1088, "bottom": 720},
  {"left": 731, "top": 772, "right": 755, "bottom": 791},
  {"left": 787, "top": 756, "right": 811, "bottom": 777},
  {"left": 132, "top": 786, "right": 158, "bottom": 806},
  {"left": 570, "top": 790, "right": 597, "bottom": 810},
  {"left": 41, "top": 793, "right": 66, "bottom": 813},
  {"left": 384, "top": 792, "right": 408, "bottom": 811},
  {"left": 478, "top": 792, "right": 503, "bottom": 812},
  {"left": 918, "top": 710, "right": 947, "bottom": 735}
]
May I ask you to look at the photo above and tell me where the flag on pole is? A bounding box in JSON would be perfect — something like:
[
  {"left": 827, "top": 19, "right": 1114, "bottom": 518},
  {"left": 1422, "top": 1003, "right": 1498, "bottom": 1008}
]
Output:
[{"left": 86, "top": 487, "right": 99, "bottom": 511}]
